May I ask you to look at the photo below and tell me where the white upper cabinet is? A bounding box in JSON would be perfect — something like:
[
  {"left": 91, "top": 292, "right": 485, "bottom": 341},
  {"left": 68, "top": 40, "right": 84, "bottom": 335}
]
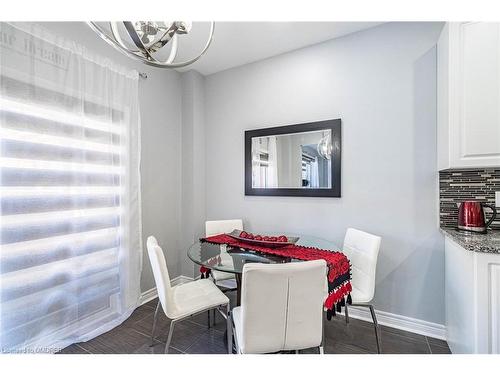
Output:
[{"left": 438, "top": 22, "right": 500, "bottom": 170}]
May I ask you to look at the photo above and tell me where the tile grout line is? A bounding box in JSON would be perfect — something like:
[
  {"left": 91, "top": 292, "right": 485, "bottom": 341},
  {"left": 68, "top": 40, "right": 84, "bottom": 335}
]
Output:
[
  {"left": 379, "top": 326, "right": 429, "bottom": 345},
  {"left": 133, "top": 301, "right": 215, "bottom": 354},
  {"left": 129, "top": 327, "right": 160, "bottom": 340},
  {"left": 426, "top": 336, "right": 452, "bottom": 352},
  {"left": 426, "top": 337, "right": 450, "bottom": 349},
  {"left": 133, "top": 311, "right": 156, "bottom": 327},
  {"left": 129, "top": 327, "right": 185, "bottom": 353},
  {"left": 75, "top": 343, "right": 93, "bottom": 354},
  {"left": 182, "top": 329, "right": 228, "bottom": 355},
  {"left": 190, "top": 318, "right": 225, "bottom": 333},
  {"left": 182, "top": 337, "right": 201, "bottom": 354},
  {"left": 179, "top": 322, "right": 214, "bottom": 354}
]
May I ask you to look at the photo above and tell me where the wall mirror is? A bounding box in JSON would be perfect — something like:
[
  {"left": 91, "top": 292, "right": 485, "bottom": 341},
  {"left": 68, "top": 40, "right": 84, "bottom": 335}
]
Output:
[{"left": 245, "top": 119, "right": 341, "bottom": 197}]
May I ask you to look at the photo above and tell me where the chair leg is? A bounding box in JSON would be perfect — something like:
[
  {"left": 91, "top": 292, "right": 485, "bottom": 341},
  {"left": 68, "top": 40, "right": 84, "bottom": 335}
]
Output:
[
  {"left": 231, "top": 313, "right": 240, "bottom": 354},
  {"left": 165, "top": 320, "right": 176, "bottom": 354},
  {"left": 207, "top": 310, "right": 211, "bottom": 328},
  {"left": 226, "top": 303, "right": 232, "bottom": 354},
  {"left": 368, "top": 305, "right": 382, "bottom": 354},
  {"left": 321, "top": 310, "right": 326, "bottom": 352},
  {"left": 345, "top": 303, "right": 350, "bottom": 324},
  {"left": 150, "top": 300, "right": 160, "bottom": 347}
]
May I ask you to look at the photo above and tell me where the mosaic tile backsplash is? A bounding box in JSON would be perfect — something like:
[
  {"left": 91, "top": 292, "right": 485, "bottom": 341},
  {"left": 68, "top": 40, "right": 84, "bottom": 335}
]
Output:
[{"left": 439, "top": 168, "right": 500, "bottom": 230}]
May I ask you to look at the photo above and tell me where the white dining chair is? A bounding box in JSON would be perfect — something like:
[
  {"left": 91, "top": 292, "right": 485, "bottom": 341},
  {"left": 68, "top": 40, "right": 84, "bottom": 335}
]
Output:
[
  {"left": 342, "top": 228, "right": 382, "bottom": 353},
  {"left": 205, "top": 219, "right": 243, "bottom": 289},
  {"left": 231, "top": 260, "right": 328, "bottom": 354},
  {"left": 146, "top": 236, "right": 231, "bottom": 353}
]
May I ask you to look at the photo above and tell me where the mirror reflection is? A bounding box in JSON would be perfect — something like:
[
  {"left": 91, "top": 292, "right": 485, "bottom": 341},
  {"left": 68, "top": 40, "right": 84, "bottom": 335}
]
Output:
[{"left": 251, "top": 129, "right": 332, "bottom": 189}]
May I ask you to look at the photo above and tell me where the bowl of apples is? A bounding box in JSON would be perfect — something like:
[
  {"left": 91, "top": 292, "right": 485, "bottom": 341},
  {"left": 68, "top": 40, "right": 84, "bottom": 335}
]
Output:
[{"left": 228, "top": 230, "right": 299, "bottom": 248}]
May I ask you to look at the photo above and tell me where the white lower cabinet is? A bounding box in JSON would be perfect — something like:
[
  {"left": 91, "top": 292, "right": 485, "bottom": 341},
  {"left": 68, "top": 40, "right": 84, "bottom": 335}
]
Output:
[{"left": 445, "top": 237, "right": 500, "bottom": 353}]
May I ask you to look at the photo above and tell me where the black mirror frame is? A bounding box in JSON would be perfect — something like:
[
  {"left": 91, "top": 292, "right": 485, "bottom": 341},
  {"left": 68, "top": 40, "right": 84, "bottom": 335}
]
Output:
[{"left": 245, "top": 118, "right": 341, "bottom": 197}]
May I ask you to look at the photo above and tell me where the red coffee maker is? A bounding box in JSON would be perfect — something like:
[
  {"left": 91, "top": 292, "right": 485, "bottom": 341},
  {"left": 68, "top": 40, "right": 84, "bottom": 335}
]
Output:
[{"left": 457, "top": 201, "right": 497, "bottom": 234}]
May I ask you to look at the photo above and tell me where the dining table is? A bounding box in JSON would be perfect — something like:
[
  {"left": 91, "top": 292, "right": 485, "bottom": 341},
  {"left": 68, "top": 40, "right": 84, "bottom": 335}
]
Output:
[{"left": 187, "top": 233, "right": 341, "bottom": 306}]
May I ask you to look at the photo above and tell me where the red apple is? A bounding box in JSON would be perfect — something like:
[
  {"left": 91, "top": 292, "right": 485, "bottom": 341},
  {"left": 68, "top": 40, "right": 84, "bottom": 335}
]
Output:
[
  {"left": 255, "top": 235, "right": 262, "bottom": 240},
  {"left": 269, "top": 236, "right": 278, "bottom": 242},
  {"left": 278, "top": 235, "right": 288, "bottom": 242},
  {"left": 239, "top": 231, "right": 248, "bottom": 238}
]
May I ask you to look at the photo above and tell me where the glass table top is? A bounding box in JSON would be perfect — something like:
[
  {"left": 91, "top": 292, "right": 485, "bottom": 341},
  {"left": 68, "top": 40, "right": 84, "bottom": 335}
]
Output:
[{"left": 187, "top": 233, "right": 341, "bottom": 274}]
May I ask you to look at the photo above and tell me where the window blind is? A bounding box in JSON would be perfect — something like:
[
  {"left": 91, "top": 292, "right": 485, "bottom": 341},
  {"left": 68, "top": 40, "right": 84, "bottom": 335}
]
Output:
[{"left": 0, "top": 83, "right": 125, "bottom": 351}]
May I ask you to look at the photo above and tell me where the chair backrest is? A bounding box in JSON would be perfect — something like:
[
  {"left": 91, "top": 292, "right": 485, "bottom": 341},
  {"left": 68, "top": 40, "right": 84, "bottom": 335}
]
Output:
[
  {"left": 205, "top": 219, "right": 243, "bottom": 236},
  {"left": 146, "top": 236, "right": 176, "bottom": 318},
  {"left": 342, "top": 228, "right": 381, "bottom": 303},
  {"left": 239, "top": 260, "right": 327, "bottom": 353}
]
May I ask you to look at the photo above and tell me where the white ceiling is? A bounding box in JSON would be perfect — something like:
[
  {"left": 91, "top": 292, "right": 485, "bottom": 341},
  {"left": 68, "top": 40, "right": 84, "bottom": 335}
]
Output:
[{"left": 176, "top": 22, "right": 383, "bottom": 75}]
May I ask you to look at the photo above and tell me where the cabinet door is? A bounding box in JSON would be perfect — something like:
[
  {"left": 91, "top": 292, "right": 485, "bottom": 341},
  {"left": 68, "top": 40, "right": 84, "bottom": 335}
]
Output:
[
  {"left": 451, "top": 22, "right": 500, "bottom": 168},
  {"left": 445, "top": 238, "right": 476, "bottom": 353},
  {"left": 488, "top": 262, "right": 500, "bottom": 353},
  {"left": 475, "top": 255, "right": 500, "bottom": 354}
]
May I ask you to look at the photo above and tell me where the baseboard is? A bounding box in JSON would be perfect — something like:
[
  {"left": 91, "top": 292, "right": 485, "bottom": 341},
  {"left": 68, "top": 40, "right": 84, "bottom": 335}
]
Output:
[
  {"left": 139, "top": 287, "right": 157, "bottom": 305},
  {"left": 139, "top": 275, "right": 192, "bottom": 305},
  {"left": 342, "top": 306, "right": 446, "bottom": 340},
  {"left": 173, "top": 275, "right": 196, "bottom": 286},
  {"left": 140, "top": 275, "right": 445, "bottom": 340}
]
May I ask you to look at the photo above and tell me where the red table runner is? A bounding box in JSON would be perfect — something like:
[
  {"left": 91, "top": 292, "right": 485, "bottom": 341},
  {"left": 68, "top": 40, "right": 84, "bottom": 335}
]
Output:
[{"left": 200, "top": 234, "right": 352, "bottom": 319}]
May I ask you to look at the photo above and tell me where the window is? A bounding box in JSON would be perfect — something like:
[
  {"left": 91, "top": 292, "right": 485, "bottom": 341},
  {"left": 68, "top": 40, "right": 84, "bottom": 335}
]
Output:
[{"left": 0, "top": 23, "right": 141, "bottom": 353}]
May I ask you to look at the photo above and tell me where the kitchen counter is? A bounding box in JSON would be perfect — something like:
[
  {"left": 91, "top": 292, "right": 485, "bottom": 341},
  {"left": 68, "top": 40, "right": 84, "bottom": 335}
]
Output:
[{"left": 440, "top": 227, "right": 500, "bottom": 254}]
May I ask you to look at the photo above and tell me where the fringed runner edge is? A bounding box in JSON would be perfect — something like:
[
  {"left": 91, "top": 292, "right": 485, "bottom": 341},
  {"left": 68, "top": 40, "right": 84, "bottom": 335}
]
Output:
[{"left": 199, "top": 234, "right": 352, "bottom": 318}]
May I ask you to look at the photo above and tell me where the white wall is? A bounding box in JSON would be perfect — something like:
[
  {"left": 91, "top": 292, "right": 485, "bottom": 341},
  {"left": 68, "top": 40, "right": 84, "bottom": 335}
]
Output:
[
  {"left": 180, "top": 71, "right": 207, "bottom": 278},
  {"left": 204, "top": 22, "right": 445, "bottom": 324},
  {"left": 37, "top": 22, "right": 183, "bottom": 293}
]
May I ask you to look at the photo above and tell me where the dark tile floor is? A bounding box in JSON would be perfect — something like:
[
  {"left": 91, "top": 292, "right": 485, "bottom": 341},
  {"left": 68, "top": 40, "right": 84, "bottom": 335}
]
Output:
[{"left": 58, "top": 292, "right": 451, "bottom": 354}]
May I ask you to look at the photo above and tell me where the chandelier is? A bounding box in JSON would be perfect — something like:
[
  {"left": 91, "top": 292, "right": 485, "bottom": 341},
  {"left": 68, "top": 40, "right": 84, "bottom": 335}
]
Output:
[
  {"left": 87, "top": 21, "right": 215, "bottom": 68},
  {"left": 317, "top": 131, "right": 333, "bottom": 160}
]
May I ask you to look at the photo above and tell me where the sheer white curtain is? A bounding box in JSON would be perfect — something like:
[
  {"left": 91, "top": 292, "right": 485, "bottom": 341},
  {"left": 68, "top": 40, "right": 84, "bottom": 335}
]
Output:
[
  {"left": 310, "top": 159, "right": 320, "bottom": 188},
  {"left": 0, "top": 23, "right": 142, "bottom": 353},
  {"left": 267, "top": 136, "right": 278, "bottom": 188},
  {"left": 251, "top": 137, "right": 279, "bottom": 188},
  {"left": 251, "top": 138, "right": 261, "bottom": 188}
]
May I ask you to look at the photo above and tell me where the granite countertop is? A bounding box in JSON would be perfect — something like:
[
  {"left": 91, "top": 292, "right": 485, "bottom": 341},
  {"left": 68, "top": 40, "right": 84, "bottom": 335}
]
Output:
[{"left": 440, "top": 227, "right": 500, "bottom": 254}]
